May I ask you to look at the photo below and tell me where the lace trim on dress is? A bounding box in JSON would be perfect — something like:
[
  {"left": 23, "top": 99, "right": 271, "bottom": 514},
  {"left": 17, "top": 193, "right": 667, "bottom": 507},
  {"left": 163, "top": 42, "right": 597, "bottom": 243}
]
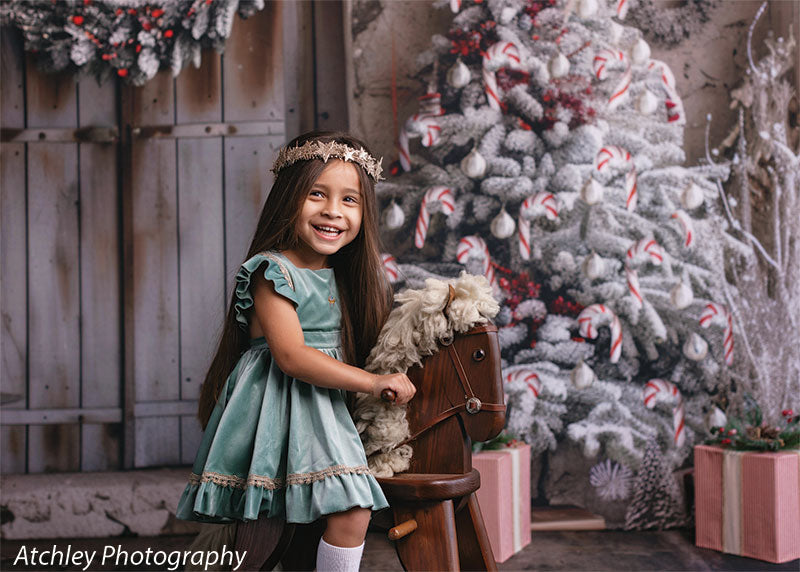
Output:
[
  {"left": 188, "top": 464, "right": 373, "bottom": 490},
  {"left": 260, "top": 252, "right": 295, "bottom": 291}
]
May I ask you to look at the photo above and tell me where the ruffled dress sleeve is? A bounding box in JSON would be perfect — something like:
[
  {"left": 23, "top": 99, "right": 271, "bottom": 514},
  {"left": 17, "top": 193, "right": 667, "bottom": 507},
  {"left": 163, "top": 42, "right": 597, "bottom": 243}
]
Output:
[{"left": 234, "top": 252, "right": 299, "bottom": 331}]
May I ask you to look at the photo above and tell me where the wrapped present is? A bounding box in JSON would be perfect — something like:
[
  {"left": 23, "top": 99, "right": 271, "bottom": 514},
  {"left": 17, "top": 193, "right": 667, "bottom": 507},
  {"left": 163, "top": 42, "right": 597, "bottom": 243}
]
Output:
[
  {"left": 694, "top": 444, "right": 800, "bottom": 563},
  {"left": 473, "top": 443, "right": 531, "bottom": 563}
]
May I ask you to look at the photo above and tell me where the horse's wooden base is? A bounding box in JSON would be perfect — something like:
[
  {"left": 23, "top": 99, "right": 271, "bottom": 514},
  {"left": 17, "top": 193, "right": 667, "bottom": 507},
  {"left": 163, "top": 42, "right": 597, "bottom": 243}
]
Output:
[{"left": 379, "top": 470, "right": 498, "bottom": 572}]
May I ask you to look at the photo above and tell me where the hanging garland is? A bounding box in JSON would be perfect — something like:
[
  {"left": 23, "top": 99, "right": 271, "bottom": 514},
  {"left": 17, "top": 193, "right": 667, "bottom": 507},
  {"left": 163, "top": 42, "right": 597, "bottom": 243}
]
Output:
[{"left": 0, "top": 0, "right": 265, "bottom": 85}]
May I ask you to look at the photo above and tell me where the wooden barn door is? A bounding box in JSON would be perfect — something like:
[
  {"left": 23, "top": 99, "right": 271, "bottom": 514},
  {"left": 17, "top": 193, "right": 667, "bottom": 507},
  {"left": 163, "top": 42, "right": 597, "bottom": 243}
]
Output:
[
  {"left": 1, "top": 32, "right": 122, "bottom": 473},
  {"left": 1, "top": 4, "right": 297, "bottom": 472},
  {"left": 121, "top": 5, "right": 285, "bottom": 468}
]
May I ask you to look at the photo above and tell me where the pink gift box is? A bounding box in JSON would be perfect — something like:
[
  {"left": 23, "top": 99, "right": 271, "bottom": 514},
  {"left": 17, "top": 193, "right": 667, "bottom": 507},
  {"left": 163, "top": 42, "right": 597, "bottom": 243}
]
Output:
[
  {"left": 473, "top": 443, "right": 531, "bottom": 563},
  {"left": 694, "top": 444, "right": 800, "bottom": 564}
]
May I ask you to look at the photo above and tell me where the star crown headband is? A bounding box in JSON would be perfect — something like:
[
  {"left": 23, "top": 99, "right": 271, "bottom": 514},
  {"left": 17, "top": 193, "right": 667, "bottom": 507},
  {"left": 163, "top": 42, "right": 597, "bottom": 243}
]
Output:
[{"left": 271, "top": 140, "right": 384, "bottom": 182}]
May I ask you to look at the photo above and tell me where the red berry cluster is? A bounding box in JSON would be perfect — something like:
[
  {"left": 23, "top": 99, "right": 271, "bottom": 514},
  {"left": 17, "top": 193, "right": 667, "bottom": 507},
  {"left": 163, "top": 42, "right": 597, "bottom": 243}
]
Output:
[
  {"left": 447, "top": 20, "right": 497, "bottom": 62},
  {"left": 497, "top": 271, "right": 541, "bottom": 313},
  {"left": 524, "top": 0, "right": 556, "bottom": 21},
  {"left": 549, "top": 295, "right": 584, "bottom": 317},
  {"left": 495, "top": 68, "right": 531, "bottom": 92},
  {"left": 538, "top": 88, "right": 596, "bottom": 130},
  {"left": 783, "top": 409, "right": 795, "bottom": 423}
]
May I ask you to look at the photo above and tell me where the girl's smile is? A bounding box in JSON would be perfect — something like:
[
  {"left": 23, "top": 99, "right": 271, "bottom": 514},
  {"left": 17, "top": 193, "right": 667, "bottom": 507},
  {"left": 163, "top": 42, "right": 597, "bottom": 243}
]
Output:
[{"left": 291, "top": 160, "right": 363, "bottom": 269}]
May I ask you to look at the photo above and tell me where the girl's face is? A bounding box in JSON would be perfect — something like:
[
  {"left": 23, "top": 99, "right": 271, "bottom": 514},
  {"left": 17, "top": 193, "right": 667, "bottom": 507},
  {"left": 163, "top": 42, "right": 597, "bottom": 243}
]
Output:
[{"left": 292, "top": 160, "right": 363, "bottom": 268}]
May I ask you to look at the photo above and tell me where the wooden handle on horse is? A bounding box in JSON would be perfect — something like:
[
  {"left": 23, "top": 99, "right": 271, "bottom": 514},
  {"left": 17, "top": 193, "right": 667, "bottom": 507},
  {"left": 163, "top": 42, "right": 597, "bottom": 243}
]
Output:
[
  {"left": 381, "top": 388, "right": 397, "bottom": 402},
  {"left": 388, "top": 518, "right": 418, "bottom": 540}
]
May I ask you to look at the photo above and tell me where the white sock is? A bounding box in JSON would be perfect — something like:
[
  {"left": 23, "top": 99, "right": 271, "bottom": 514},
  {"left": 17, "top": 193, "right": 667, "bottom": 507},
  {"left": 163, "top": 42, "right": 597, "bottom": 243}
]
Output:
[{"left": 315, "top": 538, "right": 364, "bottom": 572}]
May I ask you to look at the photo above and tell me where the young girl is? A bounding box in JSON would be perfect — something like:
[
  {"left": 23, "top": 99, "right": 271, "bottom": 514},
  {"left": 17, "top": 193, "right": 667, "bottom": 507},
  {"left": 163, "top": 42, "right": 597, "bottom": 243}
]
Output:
[{"left": 176, "top": 131, "right": 415, "bottom": 571}]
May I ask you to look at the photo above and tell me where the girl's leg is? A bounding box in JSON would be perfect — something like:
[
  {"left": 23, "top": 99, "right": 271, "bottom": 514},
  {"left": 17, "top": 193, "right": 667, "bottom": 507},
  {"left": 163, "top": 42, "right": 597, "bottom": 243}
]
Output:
[{"left": 316, "top": 507, "right": 371, "bottom": 571}]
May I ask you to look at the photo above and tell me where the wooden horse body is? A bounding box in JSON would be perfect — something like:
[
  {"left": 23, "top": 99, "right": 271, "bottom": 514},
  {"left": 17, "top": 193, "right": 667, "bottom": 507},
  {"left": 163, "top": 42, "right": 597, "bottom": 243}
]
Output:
[
  {"left": 233, "top": 303, "right": 506, "bottom": 570},
  {"left": 378, "top": 322, "right": 505, "bottom": 571}
]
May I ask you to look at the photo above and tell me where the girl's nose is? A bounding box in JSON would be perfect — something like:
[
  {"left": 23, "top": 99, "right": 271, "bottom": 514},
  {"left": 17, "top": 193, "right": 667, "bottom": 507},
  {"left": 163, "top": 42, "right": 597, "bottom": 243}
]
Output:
[{"left": 322, "top": 201, "right": 342, "bottom": 217}]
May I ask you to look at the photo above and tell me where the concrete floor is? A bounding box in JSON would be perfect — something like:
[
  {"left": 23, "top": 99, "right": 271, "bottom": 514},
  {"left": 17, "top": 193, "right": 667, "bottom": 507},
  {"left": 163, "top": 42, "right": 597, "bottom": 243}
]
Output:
[{"left": 2, "top": 529, "right": 798, "bottom": 571}]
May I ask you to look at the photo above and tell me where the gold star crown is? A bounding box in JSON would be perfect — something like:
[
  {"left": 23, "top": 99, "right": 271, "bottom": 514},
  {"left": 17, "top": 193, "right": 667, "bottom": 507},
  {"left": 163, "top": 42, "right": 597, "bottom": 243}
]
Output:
[{"left": 271, "top": 140, "right": 384, "bottom": 182}]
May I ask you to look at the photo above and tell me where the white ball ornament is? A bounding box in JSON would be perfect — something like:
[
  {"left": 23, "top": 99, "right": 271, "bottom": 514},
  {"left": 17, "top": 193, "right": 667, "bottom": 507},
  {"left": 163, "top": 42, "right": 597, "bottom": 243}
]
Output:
[
  {"left": 705, "top": 406, "right": 728, "bottom": 432},
  {"left": 447, "top": 59, "right": 471, "bottom": 89},
  {"left": 681, "top": 182, "right": 705, "bottom": 210},
  {"left": 383, "top": 200, "right": 405, "bottom": 230},
  {"left": 637, "top": 90, "right": 658, "bottom": 115},
  {"left": 609, "top": 21, "right": 624, "bottom": 44},
  {"left": 683, "top": 333, "right": 709, "bottom": 361},
  {"left": 549, "top": 53, "right": 570, "bottom": 79},
  {"left": 500, "top": 6, "right": 517, "bottom": 24},
  {"left": 460, "top": 148, "right": 487, "bottom": 179},
  {"left": 581, "top": 178, "right": 604, "bottom": 205},
  {"left": 631, "top": 38, "right": 651, "bottom": 64},
  {"left": 577, "top": 0, "right": 598, "bottom": 18},
  {"left": 571, "top": 360, "right": 596, "bottom": 390},
  {"left": 670, "top": 282, "right": 694, "bottom": 309},
  {"left": 490, "top": 208, "right": 516, "bottom": 239},
  {"left": 582, "top": 252, "right": 606, "bottom": 280}
]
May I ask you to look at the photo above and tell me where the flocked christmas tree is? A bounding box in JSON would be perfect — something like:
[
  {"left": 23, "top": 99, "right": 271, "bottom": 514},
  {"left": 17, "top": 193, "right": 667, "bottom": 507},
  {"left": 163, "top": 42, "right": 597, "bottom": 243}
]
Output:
[{"left": 376, "top": 0, "right": 747, "bottom": 526}]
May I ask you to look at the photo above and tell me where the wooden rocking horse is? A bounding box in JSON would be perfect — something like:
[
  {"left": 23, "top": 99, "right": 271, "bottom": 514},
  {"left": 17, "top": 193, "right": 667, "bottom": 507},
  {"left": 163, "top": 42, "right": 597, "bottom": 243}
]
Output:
[{"left": 231, "top": 277, "right": 506, "bottom": 571}]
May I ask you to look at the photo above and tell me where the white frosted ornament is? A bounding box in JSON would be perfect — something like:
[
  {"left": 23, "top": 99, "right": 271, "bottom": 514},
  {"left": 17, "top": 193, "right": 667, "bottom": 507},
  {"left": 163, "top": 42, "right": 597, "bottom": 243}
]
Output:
[
  {"left": 631, "top": 38, "right": 651, "bottom": 64},
  {"left": 383, "top": 200, "right": 405, "bottom": 229},
  {"left": 499, "top": 6, "right": 517, "bottom": 24},
  {"left": 705, "top": 406, "right": 728, "bottom": 432},
  {"left": 446, "top": 59, "right": 470, "bottom": 89},
  {"left": 637, "top": 90, "right": 658, "bottom": 114},
  {"left": 460, "top": 148, "right": 487, "bottom": 179},
  {"left": 581, "top": 178, "right": 604, "bottom": 205},
  {"left": 571, "top": 360, "right": 596, "bottom": 390},
  {"left": 681, "top": 183, "right": 704, "bottom": 210},
  {"left": 670, "top": 282, "right": 694, "bottom": 309},
  {"left": 577, "top": 0, "right": 598, "bottom": 18},
  {"left": 683, "top": 333, "right": 709, "bottom": 361},
  {"left": 609, "top": 21, "right": 624, "bottom": 44},
  {"left": 490, "top": 208, "right": 516, "bottom": 239},
  {"left": 582, "top": 252, "right": 606, "bottom": 280},
  {"left": 549, "top": 53, "right": 570, "bottom": 79}
]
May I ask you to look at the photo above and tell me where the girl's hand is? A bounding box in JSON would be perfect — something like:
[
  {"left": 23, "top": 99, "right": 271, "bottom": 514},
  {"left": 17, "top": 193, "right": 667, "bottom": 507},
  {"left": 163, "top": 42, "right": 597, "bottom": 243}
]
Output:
[{"left": 372, "top": 373, "right": 416, "bottom": 405}]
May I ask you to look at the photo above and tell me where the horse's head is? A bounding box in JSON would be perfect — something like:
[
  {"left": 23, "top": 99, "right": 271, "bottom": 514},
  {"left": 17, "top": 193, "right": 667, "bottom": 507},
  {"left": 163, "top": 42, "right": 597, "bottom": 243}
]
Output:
[{"left": 439, "top": 322, "right": 505, "bottom": 443}]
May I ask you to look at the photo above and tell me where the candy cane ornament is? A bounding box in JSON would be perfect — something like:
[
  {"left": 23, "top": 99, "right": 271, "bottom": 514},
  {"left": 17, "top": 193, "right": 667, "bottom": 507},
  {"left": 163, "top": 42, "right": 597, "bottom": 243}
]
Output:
[
  {"left": 643, "top": 379, "right": 685, "bottom": 447},
  {"left": 457, "top": 235, "right": 496, "bottom": 287},
  {"left": 596, "top": 146, "right": 637, "bottom": 211},
  {"left": 398, "top": 113, "right": 443, "bottom": 172},
  {"left": 415, "top": 186, "right": 455, "bottom": 248},
  {"left": 381, "top": 253, "right": 400, "bottom": 284},
  {"left": 505, "top": 368, "right": 541, "bottom": 397},
  {"left": 482, "top": 41, "right": 522, "bottom": 111},
  {"left": 648, "top": 60, "right": 685, "bottom": 125},
  {"left": 518, "top": 192, "right": 559, "bottom": 260},
  {"left": 593, "top": 49, "right": 631, "bottom": 110},
  {"left": 625, "top": 238, "right": 664, "bottom": 311},
  {"left": 450, "top": 0, "right": 461, "bottom": 13},
  {"left": 699, "top": 302, "right": 734, "bottom": 365},
  {"left": 671, "top": 210, "right": 694, "bottom": 248},
  {"left": 577, "top": 304, "right": 622, "bottom": 363},
  {"left": 616, "top": 0, "right": 629, "bottom": 19}
]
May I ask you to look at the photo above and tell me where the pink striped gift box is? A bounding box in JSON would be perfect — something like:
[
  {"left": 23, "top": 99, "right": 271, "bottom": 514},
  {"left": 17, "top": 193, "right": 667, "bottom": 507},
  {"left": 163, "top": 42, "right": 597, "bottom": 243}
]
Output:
[
  {"left": 694, "top": 444, "right": 800, "bottom": 563},
  {"left": 473, "top": 443, "right": 531, "bottom": 563}
]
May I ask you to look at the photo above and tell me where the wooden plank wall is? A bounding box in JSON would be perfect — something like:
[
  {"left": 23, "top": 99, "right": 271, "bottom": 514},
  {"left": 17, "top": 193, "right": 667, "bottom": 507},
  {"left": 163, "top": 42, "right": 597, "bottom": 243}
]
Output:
[
  {"left": 1, "top": 0, "right": 347, "bottom": 473},
  {"left": 0, "top": 29, "right": 121, "bottom": 473},
  {"left": 123, "top": 5, "right": 284, "bottom": 468}
]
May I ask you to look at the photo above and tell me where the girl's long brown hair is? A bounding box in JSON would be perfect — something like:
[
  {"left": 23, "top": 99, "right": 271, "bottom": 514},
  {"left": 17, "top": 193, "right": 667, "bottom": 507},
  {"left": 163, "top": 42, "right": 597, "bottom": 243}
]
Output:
[{"left": 197, "top": 132, "right": 392, "bottom": 428}]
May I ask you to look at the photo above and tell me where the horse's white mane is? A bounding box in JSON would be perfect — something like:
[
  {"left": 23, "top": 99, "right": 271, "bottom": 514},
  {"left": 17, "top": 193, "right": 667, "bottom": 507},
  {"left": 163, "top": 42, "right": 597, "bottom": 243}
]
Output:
[{"left": 352, "top": 272, "right": 499, "bottom": 477}]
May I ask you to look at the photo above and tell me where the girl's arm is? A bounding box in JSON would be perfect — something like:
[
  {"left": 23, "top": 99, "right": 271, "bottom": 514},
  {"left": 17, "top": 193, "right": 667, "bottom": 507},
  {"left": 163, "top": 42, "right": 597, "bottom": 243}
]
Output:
[{"left": 251, "top": 273, "right": 416, "bottom": 404}]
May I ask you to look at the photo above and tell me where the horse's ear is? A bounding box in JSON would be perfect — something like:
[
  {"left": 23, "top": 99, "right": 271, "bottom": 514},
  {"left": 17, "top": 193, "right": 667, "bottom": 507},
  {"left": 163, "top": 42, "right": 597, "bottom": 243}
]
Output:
[{"left": 442, "top": 284, "right": 456, "bottom": 315}]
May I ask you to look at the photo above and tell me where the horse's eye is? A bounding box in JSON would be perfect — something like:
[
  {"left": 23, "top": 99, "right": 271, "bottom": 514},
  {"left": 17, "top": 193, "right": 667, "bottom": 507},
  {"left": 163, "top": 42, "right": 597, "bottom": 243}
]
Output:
[{"left": 472, "top": 349, "right": 486, "bottom": 361}]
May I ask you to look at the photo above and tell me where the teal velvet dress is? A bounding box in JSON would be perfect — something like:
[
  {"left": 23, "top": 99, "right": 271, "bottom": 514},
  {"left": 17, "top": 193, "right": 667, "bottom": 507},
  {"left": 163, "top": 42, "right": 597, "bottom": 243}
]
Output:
[{"left": 176, "top": 251, "right": 388, "bottom": 524}]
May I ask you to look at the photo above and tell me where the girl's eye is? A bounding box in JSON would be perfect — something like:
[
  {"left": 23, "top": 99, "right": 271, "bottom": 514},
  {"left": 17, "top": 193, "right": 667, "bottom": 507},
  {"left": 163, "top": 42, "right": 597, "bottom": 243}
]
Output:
[
  {"left": 344, "top": 196, "right": 359, "bottom": 204},
  {"left": 310, "top": 190, "right": 324, "bottom": 197}
]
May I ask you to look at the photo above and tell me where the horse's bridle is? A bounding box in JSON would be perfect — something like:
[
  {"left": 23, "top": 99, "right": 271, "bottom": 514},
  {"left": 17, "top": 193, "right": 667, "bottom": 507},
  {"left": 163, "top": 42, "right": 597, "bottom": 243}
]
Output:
[{"left": 400, "top": 323, "right": 506, "bottom": 447}]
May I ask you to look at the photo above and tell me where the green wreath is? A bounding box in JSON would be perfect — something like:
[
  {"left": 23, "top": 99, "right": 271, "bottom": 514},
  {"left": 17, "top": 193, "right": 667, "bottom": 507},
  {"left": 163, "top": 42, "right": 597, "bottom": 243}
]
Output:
[{"left": 0, "top": 0, "right": 265, "bottom": 85}]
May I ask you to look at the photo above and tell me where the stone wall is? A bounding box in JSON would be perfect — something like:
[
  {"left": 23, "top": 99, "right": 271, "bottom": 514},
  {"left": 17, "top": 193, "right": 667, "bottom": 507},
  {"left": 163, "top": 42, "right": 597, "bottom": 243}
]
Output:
[{"left": 349, "top": 0, "right": 797, "bottom": 166}]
